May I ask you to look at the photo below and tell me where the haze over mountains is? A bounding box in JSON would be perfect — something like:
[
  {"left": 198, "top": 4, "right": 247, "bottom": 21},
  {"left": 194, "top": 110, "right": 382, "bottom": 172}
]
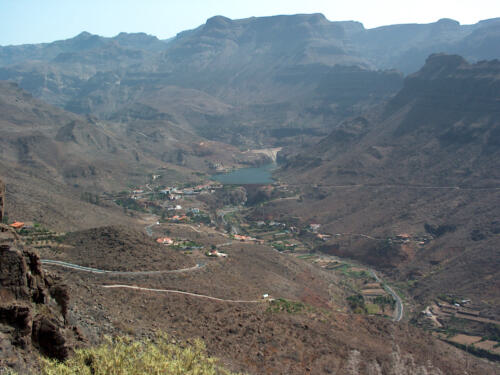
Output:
[
  {"left": 1, "top": 12, "right": 500, "bottom": 374},
  {"left": 1, "top": 14, "right": 499, "bottom": 148}
]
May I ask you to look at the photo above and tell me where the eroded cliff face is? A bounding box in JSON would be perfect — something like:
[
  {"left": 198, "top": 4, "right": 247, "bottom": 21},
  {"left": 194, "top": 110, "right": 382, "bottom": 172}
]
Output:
[{"left": 0, "top": 231, "right": 83, "bottom": 372}]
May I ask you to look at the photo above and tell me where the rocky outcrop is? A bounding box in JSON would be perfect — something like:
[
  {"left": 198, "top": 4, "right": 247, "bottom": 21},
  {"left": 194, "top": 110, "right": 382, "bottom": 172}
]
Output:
[{"left": 0, "top": 243, "right": 82, "bottom": 371}]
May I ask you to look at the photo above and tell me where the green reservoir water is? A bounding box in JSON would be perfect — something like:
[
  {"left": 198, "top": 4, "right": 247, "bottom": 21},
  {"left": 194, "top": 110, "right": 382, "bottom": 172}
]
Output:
[{"left": 212, "top": 163, "right": 277, "bottom": 184}]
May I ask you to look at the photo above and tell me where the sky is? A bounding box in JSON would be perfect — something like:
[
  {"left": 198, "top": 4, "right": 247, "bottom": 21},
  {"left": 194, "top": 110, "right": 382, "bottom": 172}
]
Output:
[{"left": 1, "top": 0, "right": 500, "bottom": 46}]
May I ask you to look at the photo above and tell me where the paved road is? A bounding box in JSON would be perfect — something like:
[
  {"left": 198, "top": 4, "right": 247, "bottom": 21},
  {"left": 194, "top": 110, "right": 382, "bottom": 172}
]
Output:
[
  {"left": 370, "top": 270, "right": 404, "bottom": 322},
  {"left": 287, "top": 183, "right": 500, "bottom": 191},
  {"left": 335, "top": 233, "right": 384, "bottom": 241},
  {"left": 102, "top": 284, "right": 264, "bottom": 303},
  {"left": 41, "top": 259, "right": 205, "bottom": 275}
]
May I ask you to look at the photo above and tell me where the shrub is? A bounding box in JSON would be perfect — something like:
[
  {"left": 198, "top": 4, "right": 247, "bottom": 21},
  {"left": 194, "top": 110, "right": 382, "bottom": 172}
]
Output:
[
  {"left": 40, "top": 334, "right": 239, "bottom": 375},
  {"left": 268, "top": 298, "right": 305, "bottom": 314},
  {"left": 347, "top": 294, "right": 366, "bottom": 314}
]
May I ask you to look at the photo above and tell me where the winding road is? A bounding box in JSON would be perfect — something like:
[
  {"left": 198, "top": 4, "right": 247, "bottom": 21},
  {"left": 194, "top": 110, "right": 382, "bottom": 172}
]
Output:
[
  {"left": 102, "top": 284, "right": 265, "bottom": 303},
  {"left": 41, "top": 259, "right": 205, "bottom": 275},
  {"left": 370, "top": 270, "right": 404, "bottom": 322}
]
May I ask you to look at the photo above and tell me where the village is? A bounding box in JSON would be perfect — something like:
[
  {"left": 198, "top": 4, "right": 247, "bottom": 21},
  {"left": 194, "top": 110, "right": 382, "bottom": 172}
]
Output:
[{"left": 3, "top": 172, "right": 500, "bottom": 362}]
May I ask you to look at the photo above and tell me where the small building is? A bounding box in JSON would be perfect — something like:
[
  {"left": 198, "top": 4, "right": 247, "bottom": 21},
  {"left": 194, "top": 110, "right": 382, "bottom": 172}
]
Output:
[
  {"left": 310, "top": 223, "right": 321, "bottom": 233},
  {"left": 9, "top": 222, "right": 25, "bottom": 230},
  {"left": 234, "top": 234, "right": 258, "bottom": 242},
  {"left": 396, "top": 233, "right": 411, "bottom": 243},
  {"left": 169, "top": 215, "right": 187, "bottom": 222},
  {"left": 207, "top": 249, "right": 227, "bottom": 258},
  {"left": 156, "top": 237, "right": 173, "bottom": 245},
  {"left": 317, "top": 233, "right": 331, "bottom": 241}
]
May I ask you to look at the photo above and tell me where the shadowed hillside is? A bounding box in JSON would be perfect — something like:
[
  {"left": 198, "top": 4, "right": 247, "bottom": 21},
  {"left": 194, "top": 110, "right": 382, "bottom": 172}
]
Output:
[{"left": 276, "top": 55, "right": 500, "bottom": 313}]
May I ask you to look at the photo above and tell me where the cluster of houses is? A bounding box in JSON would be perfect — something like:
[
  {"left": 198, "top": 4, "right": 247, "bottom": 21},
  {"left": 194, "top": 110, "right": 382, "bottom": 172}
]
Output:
[
  {"left": 130, "top": 182, "right": 222, "bottom": 202},
  {"left": 159, "top": 183, "right": 222, "bottom": 199},
  {"left": 256, "top": 220, "right": 287, "bottom": 229}
]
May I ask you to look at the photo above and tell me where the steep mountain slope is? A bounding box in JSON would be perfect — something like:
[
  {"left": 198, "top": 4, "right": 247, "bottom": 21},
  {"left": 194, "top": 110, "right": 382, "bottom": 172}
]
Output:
[
  {"left": 0, "top": 15, "right": 398, "bottom": 147},
  {"left": 0, "top": 81, "right": 148, "bottom": 229},
  {"left": 0, "top": 81, "right": 271, "bottom": 228},
  {"left": 0, "top": 81, "right": 162, "bottom": 187},
  {"left": 288, "top": 54, "right": 500, "bottom": 186},
  {"left": 276, "top": 54, "right": 500, "bottom": 312},
  {"left": 0, "top": 228, "right": 84, "bottom": 372},
  {"left": 2, "top": 15, "right": 499, "bottom": 148},
  {"left": 42, "top": 224, "right": 499, "bottom": 375}
]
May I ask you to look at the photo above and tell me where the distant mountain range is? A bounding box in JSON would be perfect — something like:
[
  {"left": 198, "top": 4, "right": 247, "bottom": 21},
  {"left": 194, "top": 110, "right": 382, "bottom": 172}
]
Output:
[{"left": 1, "top": 14, "right": 499, "bottom": 148}]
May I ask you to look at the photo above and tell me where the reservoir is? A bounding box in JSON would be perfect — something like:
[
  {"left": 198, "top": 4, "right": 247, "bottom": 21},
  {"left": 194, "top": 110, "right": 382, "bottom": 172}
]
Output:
[{"left": 212, "top": 163, "right": 277, "bottom": 184}]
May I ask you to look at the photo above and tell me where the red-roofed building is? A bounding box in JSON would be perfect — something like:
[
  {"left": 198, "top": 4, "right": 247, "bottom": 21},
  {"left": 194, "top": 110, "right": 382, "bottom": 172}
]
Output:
[
  {"left": 156, "top": 237, "right": 173, "bottom": 245},
  {"left": 9, "top": 221, "right": 24, "bottom": 229}
]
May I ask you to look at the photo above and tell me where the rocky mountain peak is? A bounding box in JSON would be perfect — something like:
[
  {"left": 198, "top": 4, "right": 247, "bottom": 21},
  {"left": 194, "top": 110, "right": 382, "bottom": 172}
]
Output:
[
  {"left": 204, "top": 15, "right": 233, "bottom": 29},
  {"left": 434, "top": 18, "right": 460, "bottom": 28},
  {"left": 73, "top": 31, "right": 93, "bottom": 40},
  {"left": 418, "top": 53, "right": 468, "bottom": 77}
]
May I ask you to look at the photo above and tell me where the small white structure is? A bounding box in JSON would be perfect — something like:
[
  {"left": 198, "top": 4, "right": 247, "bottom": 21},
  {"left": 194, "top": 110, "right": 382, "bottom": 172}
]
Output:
[{"left": 310, "top": 223, "right": 321, "bottom": 233}]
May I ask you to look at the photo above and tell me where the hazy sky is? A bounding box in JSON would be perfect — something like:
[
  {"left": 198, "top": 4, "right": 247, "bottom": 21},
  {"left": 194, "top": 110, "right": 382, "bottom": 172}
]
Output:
[{"left": 1, "top": 0, "right": 499, "bottom": 45}]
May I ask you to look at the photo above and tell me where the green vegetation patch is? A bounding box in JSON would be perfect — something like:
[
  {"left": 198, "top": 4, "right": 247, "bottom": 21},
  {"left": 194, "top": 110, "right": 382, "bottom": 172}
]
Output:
[
  {"left": 296, "top": 254, "right": 314, "bottom": 259},
  {"left": 337, "top": 264, "right": 371, "bottom": 279},
  {"left": 347, "top": 294, "right": 366, "bottom": 314},
  {"left": 373, "top": 295, "right": 396, "bottom": 311},
  {"left": 483, "top": 324, "right": 500, "bottom": 343},
  {"left": 268, "top": 298, "right": 306, "bottom": 314},
  {"left": 365, "top": 303, "right": 380, "bottom": 315},
  {"left": 40, "top": 334, "right": 239, "bottom": 375}
]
